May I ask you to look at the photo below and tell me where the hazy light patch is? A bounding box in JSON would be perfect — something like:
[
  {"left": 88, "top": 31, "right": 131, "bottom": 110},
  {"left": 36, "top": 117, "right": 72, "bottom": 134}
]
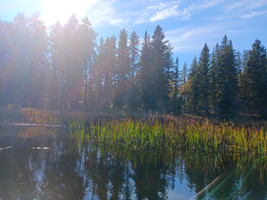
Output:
[
  {"left": 41, "top": 0, "right": 99, "bottom": 25},
  {"left": 87, "top": 1, "right": 126, "bottom": 28}
]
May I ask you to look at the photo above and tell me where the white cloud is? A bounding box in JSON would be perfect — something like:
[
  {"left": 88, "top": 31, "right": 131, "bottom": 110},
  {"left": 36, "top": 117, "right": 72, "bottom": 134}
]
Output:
[
  {"left": 135, "top": 0, "right": 225, "bottom": 24},
  {"left": 225, "top": 0, "right": 267, "bottom": 19},
  {"left": 150, "top": 5, "right": 180, "bottom": 22},
  {"left": 227, "top": 0, "right": 267, "bottom": 11},
  {"left": 188, "top": 0, "right": 225, "bottom": 12},
  {"left": 242, "top": 10, "right": 267, "bottom": 18},
  {"left": 82, "top": 0, "right": 127, "bottom": 28},
  {"left": 147, "top": 1, "right": 179, "bottom": 10},
  {"left": 135, "top": 1, "right": 188, "bottom": 24}
]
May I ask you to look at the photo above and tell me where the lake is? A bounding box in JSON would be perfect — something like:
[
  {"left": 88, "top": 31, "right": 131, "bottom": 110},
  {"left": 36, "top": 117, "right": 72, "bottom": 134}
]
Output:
[{"left": 0, "top": 125, "right": 266, "bottom": 200}]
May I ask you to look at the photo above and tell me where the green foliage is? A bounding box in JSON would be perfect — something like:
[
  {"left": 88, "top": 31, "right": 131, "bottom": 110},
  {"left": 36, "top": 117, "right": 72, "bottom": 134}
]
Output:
[
  {"left": 138, "top": 26, "right": 172, "bottom": 112},
  {"left": 71, "top": 118, "right": 267, "bottom": 157},
  {"left": 198, "top": 43, "right": 210, "bottom": 115},
  {"left": 169, "top": 57, "right": 181, "bottom": 114},
  {"left": 216, "top": 36, "right": 238, "bottom": 116},
  {"left": 180, "top": 62, "right": 188, "bottom": 112},
  {"left": 246, "top": 40, "right": 267, "bottom": 118},
  {"left": 187, "top": 57, "right": 199, "bottom": 113}
]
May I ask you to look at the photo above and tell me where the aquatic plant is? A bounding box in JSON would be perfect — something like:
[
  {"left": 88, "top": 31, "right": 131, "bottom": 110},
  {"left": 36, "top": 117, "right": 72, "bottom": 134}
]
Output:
[{"left": 70, "top": 118, "right": 267, "bottom": 158}]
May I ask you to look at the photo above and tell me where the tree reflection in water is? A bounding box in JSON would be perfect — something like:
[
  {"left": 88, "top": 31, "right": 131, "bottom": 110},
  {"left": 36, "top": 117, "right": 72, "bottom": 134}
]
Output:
[{"left": 0, "top": 126, "right": 266, "bottom": 199}]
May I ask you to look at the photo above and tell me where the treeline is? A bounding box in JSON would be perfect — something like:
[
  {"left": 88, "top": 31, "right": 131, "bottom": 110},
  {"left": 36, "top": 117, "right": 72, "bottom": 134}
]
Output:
[{"left": 0, "top": 13, "right": 266, "bottom": 118}]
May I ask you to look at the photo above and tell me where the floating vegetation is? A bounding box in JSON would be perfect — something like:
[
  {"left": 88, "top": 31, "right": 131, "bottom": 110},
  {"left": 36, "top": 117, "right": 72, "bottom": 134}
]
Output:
[
  {"left": 0, "top": 146, "right": 12, "bottom": 151},
  {"left": 32, "top": 147, "right": 50, "bottom": 150},
  {"left": 69, "top": 118, "right": 267, "bottom": 158}
]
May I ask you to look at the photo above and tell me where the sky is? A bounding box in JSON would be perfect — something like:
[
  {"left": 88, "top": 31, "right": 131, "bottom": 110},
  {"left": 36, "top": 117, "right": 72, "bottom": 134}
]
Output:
[{"left": 0, "top": 0, "right": 267, "bottom": 66}]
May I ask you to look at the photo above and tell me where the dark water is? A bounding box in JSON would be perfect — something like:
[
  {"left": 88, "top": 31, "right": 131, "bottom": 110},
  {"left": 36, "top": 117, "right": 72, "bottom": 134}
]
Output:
[{"left": 0, "top": 126, "right": 266, "bottom": 200}]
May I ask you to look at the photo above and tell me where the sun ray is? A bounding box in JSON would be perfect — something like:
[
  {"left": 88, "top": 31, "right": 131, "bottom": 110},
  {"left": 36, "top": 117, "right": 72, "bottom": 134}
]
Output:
[{"left": 41, "top": 0, "right": 99, "bottom": 25}]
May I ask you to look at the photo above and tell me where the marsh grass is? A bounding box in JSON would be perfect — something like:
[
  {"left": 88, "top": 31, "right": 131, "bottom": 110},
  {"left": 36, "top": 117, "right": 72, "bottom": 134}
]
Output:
[{"left": 69, "top": 118, "right": 267, "bottom": 157}]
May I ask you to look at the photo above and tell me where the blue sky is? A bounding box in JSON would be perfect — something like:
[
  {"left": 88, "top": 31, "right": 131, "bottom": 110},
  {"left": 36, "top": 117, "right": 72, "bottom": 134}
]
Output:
[{"left": 1, "top": 0, "right": 267, "bottom": 66}]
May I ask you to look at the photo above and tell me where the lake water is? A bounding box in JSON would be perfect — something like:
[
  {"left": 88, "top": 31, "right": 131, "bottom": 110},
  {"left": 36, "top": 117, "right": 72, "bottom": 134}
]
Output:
[{"left": 0, "top": 125, "right": 266, "bottom": 200}]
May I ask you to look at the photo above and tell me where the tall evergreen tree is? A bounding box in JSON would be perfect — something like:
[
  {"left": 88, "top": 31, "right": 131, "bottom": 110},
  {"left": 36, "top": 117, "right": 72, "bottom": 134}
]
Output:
[
  {"left": 114, "top": 29, "right": 130, "bottom": 109},
  {"left": 180, "top": 62, "right": 188, "bottom": 112},
  {"left": 187, "top": 57, "right": 199, "bottom": 113},
  {"left": 170, "top": 57, "right": 180, "bottom": 114},
  {"left": 247, "top": 40, "right": 267, "bottom": 118},
  {"left": 28, "top": 13, "right": 48, "bottom": 108},
  {"left": 150, "top": 25, "right": 172, "bottom": 112},
  {"left": 238, "top": 50, "right": 250, "bottom": 114},
  {"left": 129, "top": 31, "right": 140, "bottom": 79},
  {"left": 77, "top": 17, "right": 97, "bottom": 111},
  {"left": 209, "top": 43, "right": 220, "bottom": 113},
  {"left": 92, "top": 37, "right": 105, "bottom": 111},
  {"left": 128, "top": 31, "right": 140, "bottom": 110},
  {"left": 139, "top": 31, "right": 153, "bottom": 111},
  {"left": 49, "top": 21, "right": 63, "bottom": 109},
  {"left": 61, "top": 14, "right": 82, "bottom": 110},
  {"left": 216, "top": 36, "right": 238, "bottom": 116},
  {"left": 198, "top": 43, "right": 210, "bottom": 115}
]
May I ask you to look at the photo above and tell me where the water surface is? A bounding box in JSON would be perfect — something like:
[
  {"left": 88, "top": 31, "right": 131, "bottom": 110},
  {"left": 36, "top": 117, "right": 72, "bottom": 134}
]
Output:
[{"left": 0, "top": 126, "right": 266, "bottom": 200}]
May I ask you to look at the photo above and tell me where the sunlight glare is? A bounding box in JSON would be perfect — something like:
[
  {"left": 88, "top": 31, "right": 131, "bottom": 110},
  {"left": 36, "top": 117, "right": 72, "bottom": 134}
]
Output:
[{"left": 41, "top": 0, "right": 99, "bottom": 25}]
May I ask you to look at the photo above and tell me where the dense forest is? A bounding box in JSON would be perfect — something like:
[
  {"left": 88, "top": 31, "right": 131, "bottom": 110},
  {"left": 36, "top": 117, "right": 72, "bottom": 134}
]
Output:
[{"left": 0, "top": 13, "right": 267, "bottom": 118}]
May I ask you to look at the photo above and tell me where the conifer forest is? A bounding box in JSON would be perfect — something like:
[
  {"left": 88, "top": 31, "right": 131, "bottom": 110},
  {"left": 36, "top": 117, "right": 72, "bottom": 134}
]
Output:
[{"left": 0, "top": 13, "right": 267, "bottom": 119}]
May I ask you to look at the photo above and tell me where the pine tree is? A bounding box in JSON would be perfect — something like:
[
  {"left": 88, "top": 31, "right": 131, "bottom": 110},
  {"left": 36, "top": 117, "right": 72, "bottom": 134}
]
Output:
[
  {"left": 180, "top": 62, "right": 188, "bottom": 112},
  {"left": 114, "top": 29, "right": 130, "bottom": 109},
  {"left": 139, "top": 31, "right": 153, "bottom": 111},
  {"left": 129, "top": 31, "right": 140, "bottom": 79},
  {"left": 247, "top": 40, "right": 267, "bottom": 118},
  {"left": 170, "top": 57, "right": 180, "bottom": 114},
  {"left": 77, "top": 17, "right": 97, "bottom": 111},
  {"left": 187, "top": 57, "right": 199, "bottom": 113},
  {"left": 238, "top": 50, "right": 250, "bottom": 114},
  {"left": 49, "top": 21, "right": 63, "bottom": 109},
  {"left": 61, "top": 14, "right": 82, "bottom": 110},
  {"left": 217, "top": 36, "right": 238, "bottom": 116},
  {"left": 128, "top": 31, "right": 140, "bottom": 110},
  {"left": 103, "top": 36, "right": 117, "bottom": 111},
  {"left": 150, "top": 25, "right": 172, "bottom": 112},
  {"left": 92, "top": 37, "right": 105, "bottom": 111},
  {"left": 209, "top": 43, "right": 220, "bottom": 114},
  {"left": 198, "top": 43, "right": 210, "bottom": 115}
]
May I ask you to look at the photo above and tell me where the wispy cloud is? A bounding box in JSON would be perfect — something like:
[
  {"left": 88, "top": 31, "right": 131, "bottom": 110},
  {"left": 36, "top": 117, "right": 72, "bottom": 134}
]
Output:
[
  {"left": 87, "top": 0, "right": 125, "bottom": 27},
  {"left": 187, "top": 0, "right": 225, "bottom": 12},
  {"left": 135, "top": 0, "right": 225, "bottom": 24},
  {"left": 227, "top": 0, "right": 267, "bottom": 11},
  {"left": 225, "top": 0, "right": 267, "bottom": 19},
  {"left": 135, "top": 1, "right": 184, "bottom": 24},
  {"left": 150, "top": 5, "right": 185, "bottom": 22},
  {"left": 242, "top": 10, "right": 267, "bottom": 18}
]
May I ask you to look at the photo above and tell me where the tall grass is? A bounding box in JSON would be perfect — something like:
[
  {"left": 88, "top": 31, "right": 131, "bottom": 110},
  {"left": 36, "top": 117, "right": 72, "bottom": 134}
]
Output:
[{"left": 69, "top": 118, "right": 267, "bottom": 157}]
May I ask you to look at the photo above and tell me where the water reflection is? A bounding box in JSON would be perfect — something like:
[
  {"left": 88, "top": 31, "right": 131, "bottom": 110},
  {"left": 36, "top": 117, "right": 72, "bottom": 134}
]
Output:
[{"left": 0, "top": 126, "right": 266, "bottom": 200}]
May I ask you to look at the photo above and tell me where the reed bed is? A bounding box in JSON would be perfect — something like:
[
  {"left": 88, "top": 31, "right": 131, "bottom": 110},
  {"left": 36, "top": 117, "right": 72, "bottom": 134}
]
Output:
[{"left": 69, "top": 118, "right": 267, "bottom": 156}]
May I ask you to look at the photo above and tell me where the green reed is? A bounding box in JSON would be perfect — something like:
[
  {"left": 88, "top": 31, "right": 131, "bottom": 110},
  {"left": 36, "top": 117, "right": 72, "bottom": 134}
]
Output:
[
  {"left": 70, "top": 118, "right": 267, "bottom": 157},
  {"left": 69, "top": 119, "right": 85, "bottom": 140}
]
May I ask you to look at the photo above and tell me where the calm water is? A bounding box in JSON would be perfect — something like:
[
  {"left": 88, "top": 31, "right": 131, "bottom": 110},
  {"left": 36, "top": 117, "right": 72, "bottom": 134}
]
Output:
[{"left": 0, "top": 125, "right": 266, "bottom": 200}]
